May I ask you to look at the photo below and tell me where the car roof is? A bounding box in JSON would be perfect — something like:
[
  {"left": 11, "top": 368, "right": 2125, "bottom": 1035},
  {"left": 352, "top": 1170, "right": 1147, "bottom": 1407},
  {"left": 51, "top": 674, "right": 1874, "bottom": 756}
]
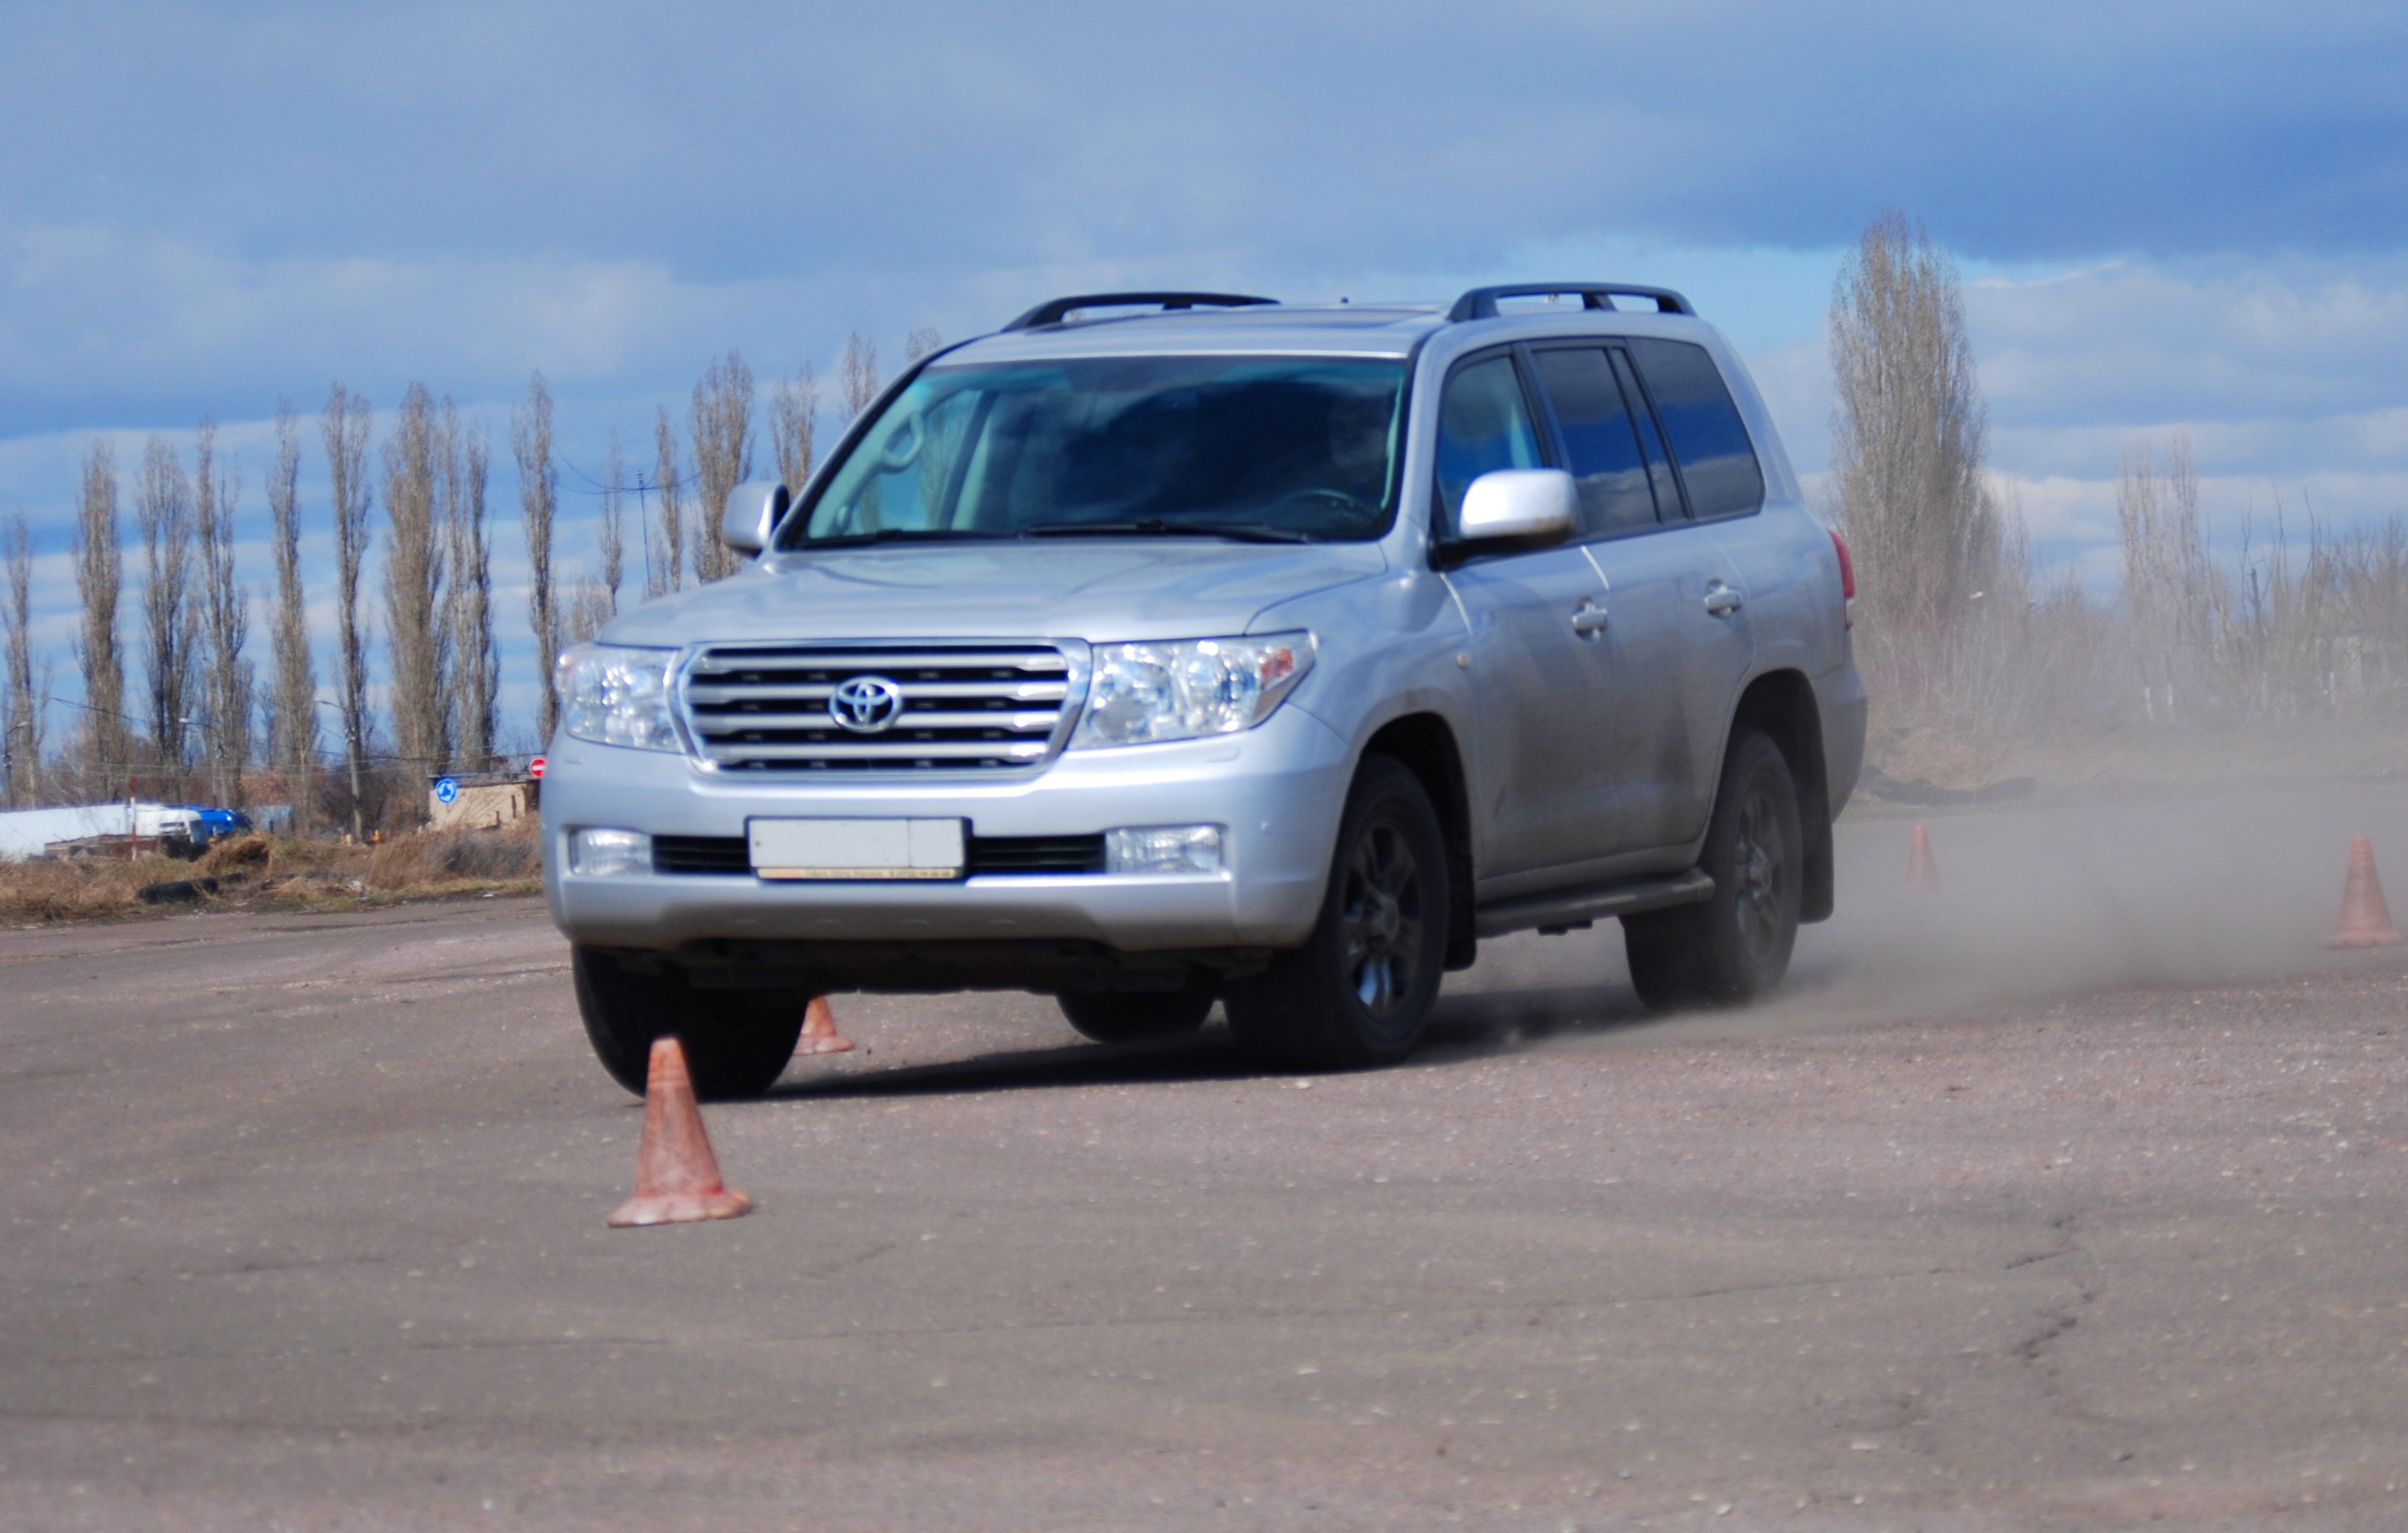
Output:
[
  {"left": 949, "top": 304, "right": 1448, "bottom": 362},
  {"left": 942, "top": 294, "right": 1721, "bottom": 366}
]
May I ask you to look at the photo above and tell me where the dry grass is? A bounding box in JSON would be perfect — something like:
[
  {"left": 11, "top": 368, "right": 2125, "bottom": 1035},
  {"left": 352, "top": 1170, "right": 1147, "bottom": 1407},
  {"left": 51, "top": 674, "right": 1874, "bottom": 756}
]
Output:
[{"left": 0, "top": 819, "right": 541, "bottom": 925}]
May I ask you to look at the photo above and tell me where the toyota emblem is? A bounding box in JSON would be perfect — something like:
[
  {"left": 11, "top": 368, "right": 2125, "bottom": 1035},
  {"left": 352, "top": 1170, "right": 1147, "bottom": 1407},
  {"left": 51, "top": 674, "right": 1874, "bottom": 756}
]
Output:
[{"left": 828, "top": 674, "right": 906, "bottom": 733}]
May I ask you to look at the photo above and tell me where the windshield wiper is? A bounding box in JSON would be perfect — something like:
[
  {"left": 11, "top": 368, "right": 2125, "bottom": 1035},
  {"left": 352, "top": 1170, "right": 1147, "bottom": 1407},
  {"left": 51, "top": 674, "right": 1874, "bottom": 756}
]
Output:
[
  {"left": 795, "top": 528, "right": 1011, "bottom": 549},
  {"left": 1023, "top": 519, "right": 1312, "bottom": 544}
]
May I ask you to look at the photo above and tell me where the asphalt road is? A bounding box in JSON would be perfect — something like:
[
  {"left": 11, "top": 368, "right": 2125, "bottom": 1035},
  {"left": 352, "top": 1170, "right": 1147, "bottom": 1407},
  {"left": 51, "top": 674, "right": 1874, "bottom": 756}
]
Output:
[{"left": 4, "top": 783, "right": 2408, "bottom": 1531}]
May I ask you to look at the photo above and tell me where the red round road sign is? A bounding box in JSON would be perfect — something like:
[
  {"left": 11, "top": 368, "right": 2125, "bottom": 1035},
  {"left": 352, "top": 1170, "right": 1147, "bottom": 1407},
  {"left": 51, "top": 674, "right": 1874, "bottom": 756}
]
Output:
[{"left": 529, "top": 756, "right": 546, "bottom": 780}]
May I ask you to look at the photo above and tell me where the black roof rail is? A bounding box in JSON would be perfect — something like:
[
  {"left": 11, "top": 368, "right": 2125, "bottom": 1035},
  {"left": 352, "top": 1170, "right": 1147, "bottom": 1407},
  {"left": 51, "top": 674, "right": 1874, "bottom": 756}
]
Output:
[
  {"left": 1003, "top": 291, "right": 1278, "bottom": 331},
  {"left": 1448, "top": 283, "right": 1694, "bottom": 322}
]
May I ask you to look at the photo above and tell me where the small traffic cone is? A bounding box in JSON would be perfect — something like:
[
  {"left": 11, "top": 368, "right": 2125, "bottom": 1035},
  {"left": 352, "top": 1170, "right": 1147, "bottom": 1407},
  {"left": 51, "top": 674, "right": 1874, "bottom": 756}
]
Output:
[
  {"left": 607, "top": 1036, "right": 753, "bottom": 1228},
  {"left": 797, "top": 994, "right": 854, "bottom": 1055},
  {"left": 1906, "top": 823, "right": 1941, "bottom": 895},
  {"left": 2327, "top": 835, "right": 2404, "bottom": 949}
]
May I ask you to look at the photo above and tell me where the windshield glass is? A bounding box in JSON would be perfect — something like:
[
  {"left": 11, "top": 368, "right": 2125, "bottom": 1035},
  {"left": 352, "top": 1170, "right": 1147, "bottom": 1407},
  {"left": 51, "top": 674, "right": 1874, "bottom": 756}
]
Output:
[{"left": 784, "top": 355, "right": 1408, "bottom": 546}]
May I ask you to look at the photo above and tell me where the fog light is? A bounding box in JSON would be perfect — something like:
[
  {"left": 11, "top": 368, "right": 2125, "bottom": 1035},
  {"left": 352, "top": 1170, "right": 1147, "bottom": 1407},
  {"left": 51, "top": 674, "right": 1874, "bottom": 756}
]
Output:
[
  {"left": 571, "top": 827, "right": 652, "bottom": 877},
  {"left": 1105, "top": 824, "right": 1224, "bottom": 875}
]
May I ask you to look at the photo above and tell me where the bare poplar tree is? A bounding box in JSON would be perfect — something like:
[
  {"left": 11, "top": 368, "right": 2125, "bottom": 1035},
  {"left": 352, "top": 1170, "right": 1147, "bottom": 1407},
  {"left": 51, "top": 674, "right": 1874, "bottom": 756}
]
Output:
[
  {"left": 323, "top": 385, "right": 374, "bottom": 841},
  {"left": 3, "top": 515, "right": 40, "bottom": 806},
  {"left": 560, "top": 579, "right": 613, "bottom": 647},
  {"left": 136, "top": 436, "right": 199, "bottom": 795},
  {"left": 2116, "top": 432, "right": 2218, "bottom": 723},
  {"left": 904, "top": 325, "right": 944, "bottom": 363},
  {"left": 561, "top": 431, "right": 631, "bottom": 649},
  {"left": 443, "top": 407, "right": 498, "bottom": 769},
  {"left": 266, "top": 402, "right": 315, "bottom": 832},
  {"left": 383, "top": 383, "right": 448, "bottom": 779},
  {"left": 688, "top": 352, "right": 755, "bottom": 584},
  {"left": 1829, "top": 211, "right": 1998, "bottom": 671},
  {"left": 770, "top": 364, "right": 820, "bottom": 491},
  {"left": 73, "top": 441, "right": 128, "bottom": 799},
  {"left": 839, "top": 332, "right": 881, "bottom": 419},
  {"left": 513, "top": 372, "right": 560, "bottom": 742},
  {"left": 194, "top": 421, "right": 252, "bottom": 807},
  {"left": 650, "top": 407, "right": 685, "bottom": 597},
  {"left": 598, "top": 430, "right": 627, "bottom": 614}
]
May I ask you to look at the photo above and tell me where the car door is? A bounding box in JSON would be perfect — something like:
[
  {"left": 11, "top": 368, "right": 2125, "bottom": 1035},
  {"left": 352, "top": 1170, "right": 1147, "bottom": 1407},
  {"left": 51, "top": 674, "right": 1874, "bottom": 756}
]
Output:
[
  {"left": 1529, "top": 342, "right": 1754, "bottom": 859},
  {"left": 1624, "top": 334, "right": 1816, "bottom": 679},
  {"left": 1434, "top": 351, "right": 1629, "bottom": 887}
]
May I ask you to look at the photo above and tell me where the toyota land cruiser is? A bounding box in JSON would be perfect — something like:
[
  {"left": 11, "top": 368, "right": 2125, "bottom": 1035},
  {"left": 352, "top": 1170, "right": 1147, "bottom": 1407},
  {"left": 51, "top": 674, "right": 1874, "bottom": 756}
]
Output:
[{"left": 543, "top": 285, "right": 1865, "bottom": 1096}]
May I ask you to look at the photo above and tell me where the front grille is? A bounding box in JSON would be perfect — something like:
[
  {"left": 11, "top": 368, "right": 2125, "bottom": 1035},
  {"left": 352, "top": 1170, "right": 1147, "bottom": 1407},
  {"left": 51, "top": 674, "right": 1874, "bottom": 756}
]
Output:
[
  {"left": 649, "top": 832, "right": 1107, "bottom": 878},
  {"left": 682, "top": 642, "right": 1081, "bottom": 774}
]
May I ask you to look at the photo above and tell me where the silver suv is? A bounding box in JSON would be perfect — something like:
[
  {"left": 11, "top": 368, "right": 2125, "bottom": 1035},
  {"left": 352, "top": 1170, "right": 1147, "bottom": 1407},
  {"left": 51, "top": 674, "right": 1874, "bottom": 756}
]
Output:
[{"left": 543, "top": 285, "right": 1865, "bottom": 1096}]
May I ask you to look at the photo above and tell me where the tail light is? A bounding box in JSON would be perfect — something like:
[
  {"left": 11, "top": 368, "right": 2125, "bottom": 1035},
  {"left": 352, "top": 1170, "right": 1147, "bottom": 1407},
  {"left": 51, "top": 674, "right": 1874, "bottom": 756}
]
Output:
[{"left": 1829, "top": 530, "right": 1855, "bottom": 629}]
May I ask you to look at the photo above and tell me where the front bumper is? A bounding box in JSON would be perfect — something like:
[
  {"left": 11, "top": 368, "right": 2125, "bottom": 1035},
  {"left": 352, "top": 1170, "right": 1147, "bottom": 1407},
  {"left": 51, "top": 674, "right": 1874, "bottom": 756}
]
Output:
[{"left": 541, "top": 703, "right": 1352, "bottom": 956}]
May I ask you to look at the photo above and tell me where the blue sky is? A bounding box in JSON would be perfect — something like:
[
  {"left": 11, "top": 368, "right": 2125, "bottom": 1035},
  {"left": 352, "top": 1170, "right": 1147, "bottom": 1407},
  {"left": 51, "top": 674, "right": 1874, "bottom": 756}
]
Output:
[{"left": 4, "top": 0, "right": 2406, "bottom": 743}]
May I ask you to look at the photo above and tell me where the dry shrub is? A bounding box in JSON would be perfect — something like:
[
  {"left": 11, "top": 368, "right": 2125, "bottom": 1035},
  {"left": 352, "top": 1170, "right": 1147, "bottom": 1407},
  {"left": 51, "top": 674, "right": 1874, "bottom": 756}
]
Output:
[
  {"left": 2, "top": 818, "right": 541, "bottom": 923},
  {"left": 195, "top": 833, "right": 272, "bottom": 875},
  {"left": 365, "top": 824, "right": 539, "bottom": 892},
  {"left": 0, "top": 854, "right": 190, "bottom": 922}
]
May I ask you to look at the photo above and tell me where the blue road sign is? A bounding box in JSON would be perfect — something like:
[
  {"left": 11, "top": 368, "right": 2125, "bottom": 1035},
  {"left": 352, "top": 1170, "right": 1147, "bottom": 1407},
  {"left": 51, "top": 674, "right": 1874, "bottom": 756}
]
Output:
[{"left": 434, "top": 777, "right": 459, "bottom": 805}]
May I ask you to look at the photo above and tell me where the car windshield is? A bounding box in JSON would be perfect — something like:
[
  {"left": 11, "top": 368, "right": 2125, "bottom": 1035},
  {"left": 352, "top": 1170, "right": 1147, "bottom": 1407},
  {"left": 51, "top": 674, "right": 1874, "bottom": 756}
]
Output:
[{"left": 784, "top": 355, "right": 1408, "bottom": 547}]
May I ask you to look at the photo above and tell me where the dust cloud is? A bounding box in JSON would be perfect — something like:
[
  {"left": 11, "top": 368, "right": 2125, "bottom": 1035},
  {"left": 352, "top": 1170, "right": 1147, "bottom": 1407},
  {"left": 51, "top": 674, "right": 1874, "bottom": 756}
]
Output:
[{"left": 1429, "top": 777, "right": 2408, "bottom": 1053}]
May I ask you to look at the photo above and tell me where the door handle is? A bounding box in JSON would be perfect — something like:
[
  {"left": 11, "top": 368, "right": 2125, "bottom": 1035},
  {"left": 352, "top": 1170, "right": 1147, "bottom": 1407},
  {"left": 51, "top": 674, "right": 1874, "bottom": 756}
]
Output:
[
  {"left": 1703, "top": 581, "right": 1745, "bottom": 617},
  {"left": 1570, "top": 600, "right": 1610, "bottom": 636}
]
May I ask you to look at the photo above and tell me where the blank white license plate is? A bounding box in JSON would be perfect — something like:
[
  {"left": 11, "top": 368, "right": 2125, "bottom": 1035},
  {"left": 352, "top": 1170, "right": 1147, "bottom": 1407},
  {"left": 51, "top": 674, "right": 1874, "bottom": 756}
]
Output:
[{"left": 748, "top": 818, "right": 966, "bottom": 880}]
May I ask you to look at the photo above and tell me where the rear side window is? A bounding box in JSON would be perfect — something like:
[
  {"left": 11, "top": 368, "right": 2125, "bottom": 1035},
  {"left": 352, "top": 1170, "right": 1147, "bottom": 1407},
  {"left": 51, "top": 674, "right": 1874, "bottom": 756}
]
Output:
[
  {"left": 1434, "top": 354, "right": 1544, "bottom": 533},
  {"left": 1626, "top": 338, "right": 1764, "bottom": 519},
  {"left": 1531, "top": 347, "right": 1659, "bottom": 535}
]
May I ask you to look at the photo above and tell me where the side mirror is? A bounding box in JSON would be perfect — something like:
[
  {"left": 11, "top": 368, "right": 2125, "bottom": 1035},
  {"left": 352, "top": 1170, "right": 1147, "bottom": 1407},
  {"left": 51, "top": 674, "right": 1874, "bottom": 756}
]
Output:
[
  {"left": 1456, "top": 468, "right": 1577, "bottom": 546},
  {"left": 720, "top": 481, "right": 791, "bottom": 556}
]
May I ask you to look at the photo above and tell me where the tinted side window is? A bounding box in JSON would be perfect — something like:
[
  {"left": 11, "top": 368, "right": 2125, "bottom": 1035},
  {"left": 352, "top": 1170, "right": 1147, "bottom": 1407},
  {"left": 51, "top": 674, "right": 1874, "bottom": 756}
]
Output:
[
  {"left": 1625, "top": 338, "right": 1764, "bottom": 519},
  {"left": 1532, "top": 347, "right": 1659, "bottom": 535},
  {"left": 1611, "top": 349, "right": 1687, "bottom": 518},
  {"left": 1434, "top": 354, "right": 1544, "bottom": 532}
]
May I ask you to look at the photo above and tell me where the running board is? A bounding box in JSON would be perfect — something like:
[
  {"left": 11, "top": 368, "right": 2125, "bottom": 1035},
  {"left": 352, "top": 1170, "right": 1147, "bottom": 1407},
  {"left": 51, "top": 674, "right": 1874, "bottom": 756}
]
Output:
[{"left": 1474, "top": 870, "right": 1715, "bottom": 939}]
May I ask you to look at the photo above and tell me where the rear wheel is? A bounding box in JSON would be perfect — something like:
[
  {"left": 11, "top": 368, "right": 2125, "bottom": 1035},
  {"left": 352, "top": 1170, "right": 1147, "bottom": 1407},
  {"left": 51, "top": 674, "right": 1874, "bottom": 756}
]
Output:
[
  {"left": 1622, "top": 728, "right": 1802, "bottom": 1011},
  {"left": 1056, "top": 990, "right": 1216, "bottom": 1044},
  {"left": 1224, "top": 755, "right": 1450, "bottom": 1070},
  {"left": 571, "top": 948, "right": 806, "bottom": 1099}
]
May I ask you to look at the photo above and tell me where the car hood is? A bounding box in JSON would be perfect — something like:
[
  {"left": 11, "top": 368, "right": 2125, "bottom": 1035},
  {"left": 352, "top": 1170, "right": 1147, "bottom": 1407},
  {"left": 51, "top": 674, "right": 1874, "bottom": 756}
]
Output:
[{"left": 600, "top": 540, "right": 1391, "bottom": 646}]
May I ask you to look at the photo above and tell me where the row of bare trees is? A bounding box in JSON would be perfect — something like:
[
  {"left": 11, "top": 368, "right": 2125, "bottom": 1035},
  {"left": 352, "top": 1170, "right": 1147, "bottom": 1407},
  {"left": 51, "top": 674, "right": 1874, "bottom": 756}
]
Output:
[
  {"left": 3, "top": 331, "right": 917, "bottom": 824},
  {"left": 1830, "top": 212, "right": 2408, "bottom": 770}
]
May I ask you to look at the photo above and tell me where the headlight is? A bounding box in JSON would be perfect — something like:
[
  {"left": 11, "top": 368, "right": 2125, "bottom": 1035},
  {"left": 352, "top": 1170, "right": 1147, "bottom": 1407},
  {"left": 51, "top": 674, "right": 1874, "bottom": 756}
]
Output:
[
  {"left": 557, "top": 644, "right": 682, "bottom": 752},
  {"left": 1070, "top": 632, "right": 1314, "bottom": 749}
]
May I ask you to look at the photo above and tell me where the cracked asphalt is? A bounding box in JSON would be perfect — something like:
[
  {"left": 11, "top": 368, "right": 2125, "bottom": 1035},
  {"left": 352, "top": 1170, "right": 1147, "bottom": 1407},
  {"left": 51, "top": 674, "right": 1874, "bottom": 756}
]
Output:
[{"left": 4, "top": 782, "right": 2408, "bottom": 1530}]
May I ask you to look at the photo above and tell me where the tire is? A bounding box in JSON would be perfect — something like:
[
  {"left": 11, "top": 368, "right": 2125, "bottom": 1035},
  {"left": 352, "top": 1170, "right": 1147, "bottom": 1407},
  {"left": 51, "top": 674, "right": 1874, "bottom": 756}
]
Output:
[
  {"left": 571, "top": 948, "right": 807, "bottom": 1099},
  {"left": 1622, "top": 728, "right": 1803, "bottom": 1011},
  {"left": 1056, "top": 990, "right": 1216, "bottom": 1044},
  {"left": 1224, "top": 755, "right": 1451, "bottom": 1070}
]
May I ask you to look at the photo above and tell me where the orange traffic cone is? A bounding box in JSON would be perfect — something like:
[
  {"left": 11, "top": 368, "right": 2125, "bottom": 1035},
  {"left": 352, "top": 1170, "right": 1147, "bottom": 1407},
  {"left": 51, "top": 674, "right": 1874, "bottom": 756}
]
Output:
[
  {"left": 1906, "top": 823, "right": 1941, "bottom": 895},
  {"left": 2328, "top": 835, "right": 2404, "bottom": 949},
  {"left": 607, "top": 1036, "right": 753, "bottom": 1228},
  {"left": 797, "top": 994, "right": 854, "bottom": 1055}
]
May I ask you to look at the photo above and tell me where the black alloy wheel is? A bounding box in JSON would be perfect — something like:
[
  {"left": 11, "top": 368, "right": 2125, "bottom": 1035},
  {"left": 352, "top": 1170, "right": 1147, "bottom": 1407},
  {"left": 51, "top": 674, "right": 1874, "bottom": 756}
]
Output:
[
  {"left": 1224, "top": 754, "right": 1451, "bottom": 1069},
  {"left": 1623, "top": 728, "right": 1802, "bottom": 1011}
]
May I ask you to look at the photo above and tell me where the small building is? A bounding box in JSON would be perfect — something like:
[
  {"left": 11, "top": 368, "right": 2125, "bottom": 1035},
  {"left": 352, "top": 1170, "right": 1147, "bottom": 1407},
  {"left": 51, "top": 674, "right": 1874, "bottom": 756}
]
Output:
[{"left": 427, "top": 773, "right": 535, "bottom": 832}]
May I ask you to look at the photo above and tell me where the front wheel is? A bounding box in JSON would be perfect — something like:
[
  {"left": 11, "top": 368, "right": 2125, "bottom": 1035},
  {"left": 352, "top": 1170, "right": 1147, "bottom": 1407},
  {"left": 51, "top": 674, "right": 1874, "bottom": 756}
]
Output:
[
  {"left": 1622, "top": 728, "right": 1803, "bottom": 1011},
  {"left": 572, "top": 948, "right": 807, "bottom": 1099},
  {"left": 1224, "top": 755, "right": 1451, "bottom": 1070},
  {"left": 1056, "top": 990, "right": 1216, "bottom": 1044}
]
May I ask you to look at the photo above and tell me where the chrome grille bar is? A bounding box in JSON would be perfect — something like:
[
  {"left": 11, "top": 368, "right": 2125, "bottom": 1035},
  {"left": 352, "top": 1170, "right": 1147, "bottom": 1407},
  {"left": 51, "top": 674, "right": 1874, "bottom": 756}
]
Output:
[{"left": 680, "top": 641, "right": 1085, "bottom": 775}]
